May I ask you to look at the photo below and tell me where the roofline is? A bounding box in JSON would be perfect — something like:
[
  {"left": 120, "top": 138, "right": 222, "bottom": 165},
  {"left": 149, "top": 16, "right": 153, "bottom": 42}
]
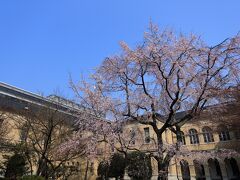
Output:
[
  {"left": 0, "top": 82, "right": 83, "bottom": 114},
  {"left": 0, "top": 82, "right": 47, "bottom": 101}
]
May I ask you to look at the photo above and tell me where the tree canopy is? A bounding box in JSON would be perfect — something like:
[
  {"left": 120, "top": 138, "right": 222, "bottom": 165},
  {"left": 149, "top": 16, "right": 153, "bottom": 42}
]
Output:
[
  {"left": 69, "top": 23, "right": 240, "bottom": 180},
  {"left": 126, "top": 151, "right": 152, "bottom": 180}
]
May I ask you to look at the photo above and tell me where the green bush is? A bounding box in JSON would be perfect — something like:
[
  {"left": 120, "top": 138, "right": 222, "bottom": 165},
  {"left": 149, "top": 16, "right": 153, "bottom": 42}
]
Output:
[
  {"left": 108, "top": 153, "right": 125, "bottom": 179},
  {"left": 97, "top": 153, "right": 126, "bottom": 180},
  {"left": 97, "top": 161, "right": 109, "bottom": 180},
  {"left": 4, "top": 154, "right": 27, "bottom": 179},
  {"left": 21, "top": 175, "right": 44, "bottom": 180},
  {"left": 126, "top": 151, "right": 152, "bottom": 180}
]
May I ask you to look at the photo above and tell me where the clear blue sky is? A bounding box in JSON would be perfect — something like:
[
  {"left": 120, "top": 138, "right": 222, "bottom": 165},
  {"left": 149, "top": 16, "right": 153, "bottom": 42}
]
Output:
[{"left": 1, "top": 0, "right": 240, "bottom": 99}]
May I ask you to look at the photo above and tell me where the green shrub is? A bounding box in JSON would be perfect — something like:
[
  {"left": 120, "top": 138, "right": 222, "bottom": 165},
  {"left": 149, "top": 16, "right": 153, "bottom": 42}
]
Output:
[
  {"left": 126, "top": 151, "right": 152, "bottom": 180},
  {"left": 97, "top": 161, "right": 109, "bottom": 180},
  {"left": 4, "top": 154, "right": 27, "bottom": 179},
  {"left": 108, "top": 153, "right": 125, "bottom": 179},
  {"left": 21, "top": 175, "right": 44, "bottom": 180}
]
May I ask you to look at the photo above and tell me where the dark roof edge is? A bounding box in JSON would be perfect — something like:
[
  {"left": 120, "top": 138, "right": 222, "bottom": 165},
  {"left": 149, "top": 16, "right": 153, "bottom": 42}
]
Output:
[{"left": 0, "top": 82, "right": 82, "bottom": 112}]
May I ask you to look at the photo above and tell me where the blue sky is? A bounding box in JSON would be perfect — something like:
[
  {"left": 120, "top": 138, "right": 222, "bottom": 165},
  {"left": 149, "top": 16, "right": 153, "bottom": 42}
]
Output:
[{"left": 0, "top": 0, "right": 240, "bottom": 99}]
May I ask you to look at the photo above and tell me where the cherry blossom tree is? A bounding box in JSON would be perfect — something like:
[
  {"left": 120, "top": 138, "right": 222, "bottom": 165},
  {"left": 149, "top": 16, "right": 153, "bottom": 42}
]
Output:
[{"left": 71, "top": 23, "right": 240, "bottom": 180}]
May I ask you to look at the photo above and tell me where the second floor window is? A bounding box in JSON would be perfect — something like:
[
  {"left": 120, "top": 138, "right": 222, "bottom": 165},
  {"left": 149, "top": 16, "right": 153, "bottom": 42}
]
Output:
[
  {"left": 234, "top": 129, "right": 240, "bottom": 139},
  {"left": 189, "top": 128, "right": 199, "bottom": 144},
  {"left": 177, "top": 131, "right": 186, "bottom": 145},
  {"left": 130, "top": 128, "right": 136, "bottom": 145},
  {"left": 110, "top": 140, "right": 115, "bottom": 152},
  {"left": 218, "top": 125, "right": 230, "bottom": 141},
  {"left": 202, "top": 126, "right": 214, "bottom": 143},
  {"left": 144, "top": 127, "right": 150, "bottom": 143},
  {"left": 20, "top": 124, "right": 29, "bottom": 142}
]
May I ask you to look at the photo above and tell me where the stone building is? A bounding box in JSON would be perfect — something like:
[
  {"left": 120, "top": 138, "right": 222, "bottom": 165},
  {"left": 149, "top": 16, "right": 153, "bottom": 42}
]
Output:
[
  {"left": 0, "top": 82, "right": 240, "bottom": 180},
  {"left": 0, "top": 82, "right": 90, "bottom": 179},
  {"left": 120, "top": 111, "right": 240, "bottom": 180}
]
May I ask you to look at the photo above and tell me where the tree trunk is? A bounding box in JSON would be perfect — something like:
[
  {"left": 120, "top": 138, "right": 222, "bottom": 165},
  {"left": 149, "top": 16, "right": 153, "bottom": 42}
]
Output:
[
  {"left": 84, "top": 160, "right": 89, "bottom": 180},
  {"left": 157, "top": 161, "right": 169, "bottom": 180},
  {"left": 156, "top": 134, "right": 172, "bottom": 180}
]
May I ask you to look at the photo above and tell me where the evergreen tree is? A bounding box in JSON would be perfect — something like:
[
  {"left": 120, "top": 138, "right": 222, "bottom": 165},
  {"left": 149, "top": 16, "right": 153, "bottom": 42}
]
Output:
[
  {"left": 126, "top": 151, "right": 152, "bottom": 180},
  {"left": 5, "top": 153, "right": 27, "bottom": 179},
  {"left": 97, "top": 161, "right": 109, "bottom": 180},
  {"left": 108, "top": 153, "right": 125, "bottom": 179}
]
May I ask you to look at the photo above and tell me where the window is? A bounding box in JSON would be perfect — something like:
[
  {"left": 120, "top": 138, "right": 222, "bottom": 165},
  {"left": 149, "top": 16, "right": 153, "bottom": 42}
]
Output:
[
  {"left": 20, "top": 125, "right": 29, "bottom": 142},
  {"left": 111, "top": 145, "right": 115, "bottom": 152},
  {"left": 218, "top": 125, "right": 230, "bottom": 141},
  {"left": 208, "top": 159, "right": 222, "bottom": 179},
  {"left": 202, "top": 127, "right": 214, "bottom": 143},
  {"left": 180, "top": 160, "right": 190, "bottom": 180},
  {"left": 96, "top": 148, "right": 103, "bottom": 155},
  {"left": 189, "top": 129, "right": 199, "bottom": 144},
  {"left": 110, "top": 140, "right": 115, "bottom": 152},
  {"left": 130, "top": 128, "right": 136, "bottom": 145},
  {"left": 229, "top": 158, "right": 240, "bottom": 177},
  {"left": 144, "top": 127, "right": 150, "bottom": 143},
  {"left": 225, "top": 158, "right": 240, "bottom": 178},
  {"left": 177, "top": 131, "right": 186, "bottom": 145},
  {"left": 194, "top": 160, "right": 206, "bottom": 180},
  {"left": 234, "top": 129, "right": 240, "bottom": 139}
]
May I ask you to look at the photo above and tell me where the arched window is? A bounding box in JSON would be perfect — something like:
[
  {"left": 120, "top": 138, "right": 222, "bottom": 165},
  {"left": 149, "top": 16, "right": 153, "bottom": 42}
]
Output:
[
  {"left": 180, "top": 131, "right": 186, "bottom": 145},
  {"left": 180, "top": 160, "right": 190, "bottom": 180},
  {"left": 189, "top": 129, "right": 199, "bottom": 144},
  {"left": 225, "top": 158, "right": 240, "bottom": 179},
  {"left": 202, "top": 126, "right": 214, "bottom": 143},
  {"left": 234, "top": 129, "right": 240, "bottom": 139},
  {"left": 218, "top": 125, "right": 230, "bottom": 141},
  {"left": 177, "top": 131, "right": 186, "bottom": 145},
  {"left": 208, "top": 158, "right": 222, "bottom": 180},
  {"left": 194, "top": 160, "right": 206, "bottom": 180}
]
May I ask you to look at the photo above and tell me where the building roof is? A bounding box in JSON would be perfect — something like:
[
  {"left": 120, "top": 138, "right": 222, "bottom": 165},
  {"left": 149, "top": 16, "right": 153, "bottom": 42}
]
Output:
[{"left": 0, "top": 82, "right": 82, "bottom": 117}]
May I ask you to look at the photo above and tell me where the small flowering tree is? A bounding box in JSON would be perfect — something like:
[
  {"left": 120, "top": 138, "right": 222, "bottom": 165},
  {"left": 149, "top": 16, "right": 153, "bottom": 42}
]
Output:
[
  {"left": 70, "top": 23, "right": 240, "bottom": 180},
  {"left": 12, "top": 99, "right": 86, "bottom": 179}
]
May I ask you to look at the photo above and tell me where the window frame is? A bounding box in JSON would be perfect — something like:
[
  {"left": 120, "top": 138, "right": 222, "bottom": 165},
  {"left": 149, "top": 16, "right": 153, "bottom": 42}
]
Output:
[
  {"left": 144, "top": 127, "right": 150, "bottom": 144},
  {"left": 189, "top": 128, "right": 199, "bottom": 144},
  {"left": 202, "top": 126, "right": 214, "bottom": 143},
  {"left": 218, "top": 125, "right": 231, "bottom": 141}
]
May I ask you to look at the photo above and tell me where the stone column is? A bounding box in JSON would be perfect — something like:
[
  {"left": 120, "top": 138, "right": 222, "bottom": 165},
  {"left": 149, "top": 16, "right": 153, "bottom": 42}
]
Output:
[
  {"left": 219, "top": 160, "right": 228, "bottom": 180},
  {"left": 188, "top": 161, "right": 196, "bottom": 180},
  {"left": 203, "top": 164, "right": 211, "bottom": 180}
]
